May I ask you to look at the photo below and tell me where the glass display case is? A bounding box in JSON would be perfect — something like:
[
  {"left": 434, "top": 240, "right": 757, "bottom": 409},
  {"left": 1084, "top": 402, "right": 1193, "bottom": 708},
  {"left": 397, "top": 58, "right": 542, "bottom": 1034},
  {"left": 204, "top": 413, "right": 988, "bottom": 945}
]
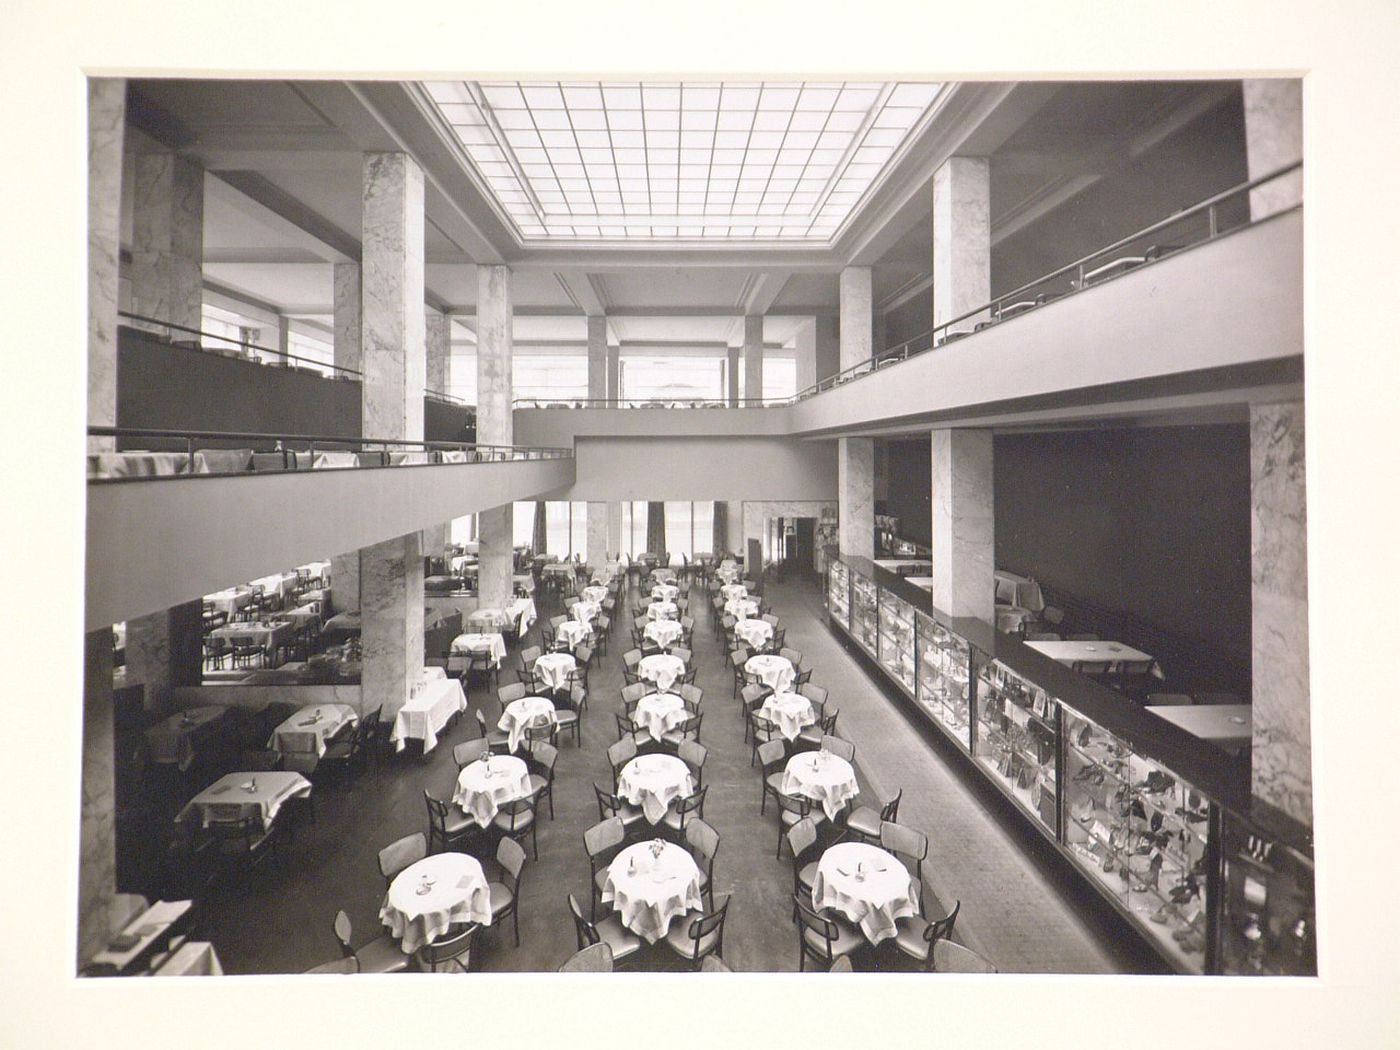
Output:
[
  {"left": 850, "top": 567, "right": 879, "bottom": 653},
  {"left": 827, "top": 559, "right": 850, "bottom": 629},
  {"left": 974, "top": 659, "right": 1059, "bottom": 833},
  {"left": 915, "top": 611, "right": 972, "bottom": 750},
  {"left": 1219, "top": 810, "right": 1316, "bottom": 975},
  {"left": 877, "top": 590, "right": 917, "bottom": 693},
  {"left": 1061, "top": 709, "right": 1211, "bottom": 973}
]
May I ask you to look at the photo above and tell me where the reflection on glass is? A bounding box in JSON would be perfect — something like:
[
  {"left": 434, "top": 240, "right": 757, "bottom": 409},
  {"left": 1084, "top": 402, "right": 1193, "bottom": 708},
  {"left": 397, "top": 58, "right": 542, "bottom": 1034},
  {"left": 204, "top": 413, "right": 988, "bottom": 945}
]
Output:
[{"left": 915, "top": 612, "right": 971, "bottom": 750}]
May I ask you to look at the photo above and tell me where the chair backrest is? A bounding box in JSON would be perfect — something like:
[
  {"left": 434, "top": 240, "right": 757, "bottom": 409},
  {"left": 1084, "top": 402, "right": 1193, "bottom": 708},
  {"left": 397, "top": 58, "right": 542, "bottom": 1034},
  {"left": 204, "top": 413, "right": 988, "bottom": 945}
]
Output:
[
  {"left": 680, "top": 616, "right": 695, "bottom": 630},
  {"left": 621, "top": 682, "right": 649, "bottom": 704},
  {"left": 757, "top": 738, "right": 787, "bottom": 774},
  {"left": 671, "top": 646, "right": 692, "bottom": 664},
  {"left": 607, "top": 736, "right": 637, "bottom": 770},
  {"left": 786, "top": 815, "right": 818, "bottom": 863},
  {"left": 880, "top": 820, "right": 930, "bottom": 865},
  {"left": 881, "top": 789, "right": 904, "bottom": 824},
  {"left": 822, "top": 734, "right": 854, "bottom": 762},
  {"left": 377, "top": 831, "right": 427, "bottom": 882},
  {"left": 924, "top": 900, "right": 961, "bottom": 947},
  {"left": 931, "top": 940, "right": 997, "bottom": 973},
  {"left": 524, "top": 720, "right": 558, "bottom": 746},
  {"left": 583, "top": 816, "right": 625, "bottom": 860},
  {"left": 685, "top": 816, "right": 720, "bottom": 864},
  {"left": 496, "top": 835, "right": 527, "bottom": 883},
  {"left": 498, "top": 682, "right": 527, "bottom": 705},
  {"left": 550, "top": 615, "right": 567, "bottom": 628},
  {"left": 673, "top": 785, "right": 708, "bottom": 827},
  {"left": 558, "top": 942, "right": 613, "bottom": 972},
  {"left": 623, "top": 649, "right": 642, "bottom": 668},
  {"left": 519, "top": 644, "right": 543, "bottom": 665},
  {"left": 574, "top": 643, "right": 594, "bottom": 665},
  {"left": 453, "top": 739, "right": 489, "bottom": 769},
  {"left": 681, "top": 895, "right": 730, "bottom": 958},
  {"left": 794, "top": 894, "right": 839, "bottom": 957},
  {"left": 799, "top": 683, "right": 829, "bottom": 706},
  {"left": 332, "top": 909, "right": 355, "bottom": 955},
  {"left": 414, "top": 923, "right": 478, "bottom": 972},
  {"left": 679, "top": 683, "right": 703, "bottom": 706},
  {"left": 525, "top": 740, "right": 558, "bottom": 778},
  {"left": 828, "top": 955, "right": 853, "bottom": 972},
  {"left": 779, "top": 647, "right": 803, "bottom": 666},
  {"left": 567, "top": 896, "right": 600, "bottom": 949},
  {"left": 678, "top": 740, "right": 707, "bottom": 778},
  {"left": 741, "top": 683, "right": 768, "bottom": 707}
]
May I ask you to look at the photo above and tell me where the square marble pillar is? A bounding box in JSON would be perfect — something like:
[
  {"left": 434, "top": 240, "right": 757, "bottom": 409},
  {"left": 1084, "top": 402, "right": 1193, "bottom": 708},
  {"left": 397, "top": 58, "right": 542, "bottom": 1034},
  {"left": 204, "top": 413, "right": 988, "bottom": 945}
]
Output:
[
  {"left": 607, "top": 502, "right": 623, "bottom": 557},
  {"left": 1250, "top": 401, "right": 1311, "bottom": 826},
  {"left": 932, "top": 157, "right": 991, "bottom": 334},
  {"left": 814, "top": 315, "right": 840, "bottom": 384},
  {"left": 87, "top": 78, "right": 125, "bottom": 452},
  {"left": 742, "top": 315, "right": 764, "bottom": 402},
  {"left": 276, "top": 316, "right": 292, "bottom": 364},
  {"left": 1243, "top": 79, "right": 1303, "bottom": 220},
  {"left": 421, "top": 525, "right": 449, "bottom": 567},
  {"left": 607, "top": 344, "right": 621, "bottom": 401},
  {"left": 78, "top": 627, "right": 116, "bottom": 968},
  {"left": 130, "top": 150, "right": 204, "bottom": 333},
  {"left": 793, "top": 318, "right": 817, "bottom": 393},
  {"left": 329, "top": 552, "right": 360, "bottom": 613},
  {"left": 838, "top": 438, "right": 875, "bottom": 560},
  {"left": 361, "top": 152, "right": 426, "bottom": 441},
  {"left": 333, "top": 262, "right": 362, "bottom": 375},
  {"left": 125, "top": 600, "right": 203, "bottom": 712},
  {"left": 587, "top": 501, "right": 610, "bottom": 563},
  {"left": 425, "top": 307, "right": 450, "bottom": 393},
  {"left": 476, "top": 264, "right": 514, "bottom": 446},
  {"left": 359, "top": 533, "right": 425, "bottom": 720},
  {"left": 478, "top": 506, "right": 515, "bottom": 608},
  {"left": 587, "top": 315, "right": 608, "bottom": 401},
  {"left": 839, "top": 268, "right": 873, "bottom": 369},
  {"left": 726, "top": 346, "right": 740, "bottom": 406},
  {"left": 931, "top": 429, "right": 994, "bottom": 622}
]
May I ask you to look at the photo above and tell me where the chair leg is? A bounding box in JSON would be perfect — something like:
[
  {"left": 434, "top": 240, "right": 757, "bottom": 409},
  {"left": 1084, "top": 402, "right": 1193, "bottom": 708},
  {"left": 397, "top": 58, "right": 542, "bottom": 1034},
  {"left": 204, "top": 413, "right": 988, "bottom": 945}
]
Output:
[{"left": 513, "top": 907, "right": 521, "bottom": 947}]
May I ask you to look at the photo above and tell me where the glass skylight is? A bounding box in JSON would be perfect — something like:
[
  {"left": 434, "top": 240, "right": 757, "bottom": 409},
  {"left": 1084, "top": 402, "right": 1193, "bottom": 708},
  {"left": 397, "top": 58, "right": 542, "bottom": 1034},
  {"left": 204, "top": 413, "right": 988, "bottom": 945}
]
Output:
[{"left": 421, "top": 80, "right": 942, "bottom": 243}]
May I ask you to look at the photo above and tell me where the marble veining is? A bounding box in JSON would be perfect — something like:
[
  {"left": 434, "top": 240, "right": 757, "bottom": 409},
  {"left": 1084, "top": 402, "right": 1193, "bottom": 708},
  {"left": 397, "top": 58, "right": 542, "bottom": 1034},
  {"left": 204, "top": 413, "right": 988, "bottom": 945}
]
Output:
[
  {"left": 743, "top": 316, "right": 764, "bottom": 400},
  {"left": 1244, "top": 79, "right": 1303, "bottom": 221},
  {"left": 79, "top": 628, "right": 116, "bottom": 967},
  {"left": 478, "top": 505, "right": 515, "bottom": 608},
  {"left": 333, "top": 262, "right": 362, "bottom": 374},
  {"left": 1250, "top": 401, "right": 1311, "bottom": 826},
  {"left": 476, "top": 264, "right": 514, "bottom": 445},
  {"left": 329, "top": 552, "right": 359, "bottom": 613},
  {"left": 839, "top": 438, "right": 875, "bottom": 559},
  {"left": 87, "top": 79, "right": 125, "bottom": 450},
  {"left": 932, "top": 429, "right": 994, "bottom": 621},
  {"left": 131, "top": 151, "right": 203, "bottom": 332},
  {"left": 933, "top": 157, "right": 990, "bottom": 332},
  {"left": 839, "top": 267, "right": 873, "bottom": 368},
  {"left": 359, "top": 534, "right": 425, "bottom": 719},
  {"left": 587, "top": 501, "right": 610, "bottom": 562},
  {"left": 425, "top": 307, "right": 449, "bottom": 393},
  {"left": 125, "top": 609, "right": 174, "bottom": 711},
  {"left": 587, "top": 316, "right": 608, "bottom": 400}
]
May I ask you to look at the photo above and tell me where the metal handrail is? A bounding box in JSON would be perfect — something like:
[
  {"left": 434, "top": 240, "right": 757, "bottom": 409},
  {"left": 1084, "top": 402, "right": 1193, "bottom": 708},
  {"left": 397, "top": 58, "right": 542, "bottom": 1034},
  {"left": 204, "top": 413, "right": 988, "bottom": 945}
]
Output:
[
  {"left": 424, "top": 388, "right": 471, "bottom": 408},
  {"left": 790, "top": 159, "right": 1303, "bottom": 401},
  {"left": 512, "top": 395, "right": 789, "bottom": 409},
  {"left": 87, "top": 425, "right": 571, "bottom": 479},
  {"left": 119, "top": 311, "right": 363, "bottom": 380}
]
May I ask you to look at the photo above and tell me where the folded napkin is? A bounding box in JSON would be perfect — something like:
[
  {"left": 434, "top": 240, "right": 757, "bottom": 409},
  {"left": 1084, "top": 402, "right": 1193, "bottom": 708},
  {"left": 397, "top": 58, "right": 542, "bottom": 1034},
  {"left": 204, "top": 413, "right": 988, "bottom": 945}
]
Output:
[
  {"left": 297, "top": 717, "right": 319, "bottom": 727},
  {"left": 109, "top": 932, "right": 142, "bottom": 951},
  {"left": 209, "top": 785, "right": 232, "bottom": 797}
]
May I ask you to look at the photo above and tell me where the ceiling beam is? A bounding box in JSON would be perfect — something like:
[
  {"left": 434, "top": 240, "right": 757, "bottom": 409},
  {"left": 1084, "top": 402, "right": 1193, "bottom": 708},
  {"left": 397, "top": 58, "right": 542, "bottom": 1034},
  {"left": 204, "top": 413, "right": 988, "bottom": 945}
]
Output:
[
  {"left": 214, "top": 170, "right": 361, "bottom": 263},
  {"left": 739, "top": 271, "right": 793, "bottom": 315}
]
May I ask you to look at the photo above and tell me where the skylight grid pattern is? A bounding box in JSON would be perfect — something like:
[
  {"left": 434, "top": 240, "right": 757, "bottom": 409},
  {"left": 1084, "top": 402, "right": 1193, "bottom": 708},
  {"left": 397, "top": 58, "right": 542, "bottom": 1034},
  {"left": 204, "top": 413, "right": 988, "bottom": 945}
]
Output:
[{"left": 423, "top": 80, "right": 941, "bottom": 242}]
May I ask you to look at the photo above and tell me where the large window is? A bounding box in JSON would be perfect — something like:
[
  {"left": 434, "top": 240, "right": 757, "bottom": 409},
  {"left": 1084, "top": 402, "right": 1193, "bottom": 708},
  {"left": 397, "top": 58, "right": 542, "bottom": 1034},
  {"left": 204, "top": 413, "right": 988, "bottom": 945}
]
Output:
[
  {"left": 287, "top": 328, "right": 334, "bottom": 375},
  {"left": 763, "top": 356, "right": 797, "bottom": 401},
  {"left": 622, "top": 501, "right": 648, "bottom": 557},
  {"left": 620, "top": 501, "right": 714, "bottom": 558},
  {"left": 515, "top": 353, "right": 589, "bottom": 401},
  {"left": 621, "top": 354, "right": 724, "bottom": 401},
  {"left": 509, "top": 501, "right": 591, "bottom": 557}
]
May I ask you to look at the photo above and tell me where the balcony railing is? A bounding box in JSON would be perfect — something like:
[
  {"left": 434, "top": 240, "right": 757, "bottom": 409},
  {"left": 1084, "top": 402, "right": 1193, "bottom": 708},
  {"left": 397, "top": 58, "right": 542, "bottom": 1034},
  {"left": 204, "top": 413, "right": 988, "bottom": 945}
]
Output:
[
  {"left": 512, "top": 395, "right": 789, "bottom": 409},
  {"left": 86, "top": 426, "right": 571, "bottom": 481},
  {"left": 119, "top": 312, "right": 361, "bottom": 381}
]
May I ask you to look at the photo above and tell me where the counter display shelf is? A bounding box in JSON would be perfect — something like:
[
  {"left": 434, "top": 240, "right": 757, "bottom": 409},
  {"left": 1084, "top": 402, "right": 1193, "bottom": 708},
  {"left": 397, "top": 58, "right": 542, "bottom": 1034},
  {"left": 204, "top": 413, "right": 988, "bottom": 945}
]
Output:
[
  {"left": 974, "top": 659, "right": 1059, "bottom": 832},
  {"left": 915, "top": 611, "right": 972, "bottom": 750},
  {"left": 827, "top": 560, "right": 850, "bottom": 629},
  {"left": 877, "top": 591, "right": 917, "bottom": 693},
  {"left": 820, "top": 550, "right": 1316, "bottom": 976},
  {"left": 1219, "top": 809, "right": 1316, "bottom": 975},
  {"left": 850, "top": 569, "right": 879, "bottom": 653}
]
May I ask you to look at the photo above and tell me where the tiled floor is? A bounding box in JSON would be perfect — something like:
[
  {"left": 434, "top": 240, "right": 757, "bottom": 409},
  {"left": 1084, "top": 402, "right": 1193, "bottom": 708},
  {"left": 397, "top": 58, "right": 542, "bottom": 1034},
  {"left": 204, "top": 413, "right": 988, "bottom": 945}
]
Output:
[{"left": 168, "top": 570, "right": 1150, "bottom": 974}]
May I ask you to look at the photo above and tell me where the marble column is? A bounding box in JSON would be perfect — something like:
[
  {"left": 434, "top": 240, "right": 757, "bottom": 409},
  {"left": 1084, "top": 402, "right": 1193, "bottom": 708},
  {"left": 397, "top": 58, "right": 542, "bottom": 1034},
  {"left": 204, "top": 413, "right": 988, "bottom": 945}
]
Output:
[
  {"left": 814, "top": 315, "right": 840, "bottom": 385},
  {"left": 931, "top": 429, "right": 995, "bottom": 622},
  {"left": 726, "top": 346, "right": 740, "bottom": 406},
  {"left": 1250, "top": 401, "right": 1311, "bottom": 826},
  {"left": 130, "top": 150, "right": 204, "bottom": 333},
  {"left": 277, "top": 315, "right": 292, "bottom": 363},
  {"left": 329, "top": 552, "right": 360, "bottom": 613},
  {"left": 742, "top": 315, "right": 764, "bottom": 402},
  {"left": 607, "top": 344, "right": 621, "bottom": 401},
  {"left": 333, "top": 262, "right": 362, "bottom": 375},
  {"left": 358, "top": 152, "right": 427, "bottom": 719},
  {"left": 477, "top": 264, "right": 515, "bottom": 608},
  {"left": 425, "top": 306, "right": 450, "bottom": 393},
  {"left": 794, "top": 318, "right": 817, "bottom": 393},
  {"left": 587, "top": 315, "right": 608, "bottom": 401},
  {"left": 88, "top": 78, "right": 125, "bottom": 453},
  {"left": 932, "top": 156, "right": 991, "bottom": 335},
  {"left": 838, "top": 439, "right": 875, "bottom": 560},
  {"left": 839, "top": 268, "right": 873, "bottom": 368},
  {"left": 78, "top": 627, "right": 116, "bottom": 968},
  {"left": 124, "top": 601, "right": 203, "bottom": 713},
  {"left": 587, "top": 502, "right": 610, "bottom": 564},
  {"left": 607, "top": 503, "right": 623, "bottom": 559},
  {"left": 1243, "top": 79, "right": 1303, "bottom": 221}
]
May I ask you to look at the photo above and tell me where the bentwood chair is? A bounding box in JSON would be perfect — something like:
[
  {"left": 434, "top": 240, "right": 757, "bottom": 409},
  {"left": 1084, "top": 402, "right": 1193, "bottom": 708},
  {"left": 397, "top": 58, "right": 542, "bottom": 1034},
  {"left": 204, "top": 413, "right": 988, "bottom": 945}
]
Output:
[
  {"left": 785, "top": 816, "right": 822, "bottom": 914},
  {"left": 567, "top": 893, "right": 642, "bottom": 968},
  {"left": 473, "top": 709, "right": 511, "bottom": 754},
  {"left": 607, "top": 737, "right": 638, "bottom": 788},
  {"left": 663, "top": 895, "right": 731, "bottom": 970},
  {"left": 880, "top": 820, "right": 929, "bottom": 909},
  {"left": 492, "top": 795, "right": 539, "bottom": 861},
  {"left": 794, "top": 895, "right": 863, "bottom": 971},
  {"left": 486, "top": 836, "right": 527, "bottom": 947},
  {"left": 685, "top": 818, "right": 720, "bottom": 910},
  {"left": 583, "top": 818, "right": 627, "bottom": 920},
  {"left": 661, "top": 785, "right": 708, "bottom": 841},
  {"left": 453, "top": 738, "right": 490, "bottom": 771},
  {"left": 376, "top": 831, "right": 427, "bottom": 888},
  {"left": 892, "top": 900, "right": 962, "bottom": 968},
  {"left": 757, "top": 739, "right": 789, "bottom": 815},
  {"left": 677, "top": 740, "right": 707, "bottom": 789},
  {"left": 843, "top": 789, "right": 902, "bottom": 844},
  {"left": 928, "top": 939, "right": 997, "bottom": 973},
  {"left": 307, "top": 908, "right": 412, "bottom": 974},
  {"left": 424, "top": 791, "right": 474, "bottom": 854},
  {"left": 522, "top": 740, "right": 558, "bottom": 819},
  {"left": 593, "top": 782, "right": 646, "bottom": 836},
  {"left": 413, "top": 923, "right": 480, "bottom": 973},
  {"left": 558, "top": 942, "right": 613, "bottom": 972}
]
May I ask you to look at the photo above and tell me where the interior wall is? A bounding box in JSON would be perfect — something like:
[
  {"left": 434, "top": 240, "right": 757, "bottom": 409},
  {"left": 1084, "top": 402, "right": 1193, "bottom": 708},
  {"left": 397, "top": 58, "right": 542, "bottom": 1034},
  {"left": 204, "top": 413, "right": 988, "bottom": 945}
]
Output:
[
  {"left": 882, "top": 436, "right": 933, "bottom": 546},
  {"left": 993, "top": 423, "right": 1252, "bottom": 670}
]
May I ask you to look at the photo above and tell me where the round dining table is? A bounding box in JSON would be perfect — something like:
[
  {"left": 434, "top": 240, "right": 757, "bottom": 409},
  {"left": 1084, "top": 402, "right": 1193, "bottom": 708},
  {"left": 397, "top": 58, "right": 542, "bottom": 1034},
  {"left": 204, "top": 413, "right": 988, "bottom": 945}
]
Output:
[
  {"left": 638, "top": 652, "right": 686, "bottom": 692},
  {"left": 580, "top": 585, "right": 608, "bottom": 604},
  {"left": 555, "top": 620, "right": 592, "bottom": 651},
  {"left": 600, "top": 840, "right": 704, "bottom": 943},
  {"left": 780, "top": 749, "right": 859, "bottom": 821},
  {"left": 379, "top": 853, "right": 492, "bottom": 955},
  {"left": 617, "top": 754, "right": 694, "bottom": 824},
  {"left": 452, "top": 754, "right": 532, "bottom": 826},
  {"left": 570, "top": 600, "right": 601, "bottom": 623},
  {"left": 733, "top": 617, "right": 773, "bottom": 649},
  {"left": 632, "top": 692, "right": 688, "bottom": 744},
  {"left": 643, "top": 618, "right": 684, "bottom": 649},
  {"left": 811, "top": 842, "right": 918, "bottom": 945},
  {"left": 720, "top": 583, "right": 750, "bottom": 603},
  {"left": 646, "top": 601, "right": 679, "bottom": 622},
  {"left": 650, "top": 583, "right": 680, "bottom": 602},
  {"left": 758, "top": 691, "right": 816, "bottom": 742},
  {"left": 497, "top": 695, "right": 557, "bottom": 752},
  {"left": 651, "top": 568, "right": 678, "bottom": 585},
  {"left": 745, "top": 653, "right": 795, "bottom": 693},
  {"left": 532, "top": 651, "right": 577, "bottom": 692},
  {"left": 725, "top": 597, "right": 760, "bottom": 620}
]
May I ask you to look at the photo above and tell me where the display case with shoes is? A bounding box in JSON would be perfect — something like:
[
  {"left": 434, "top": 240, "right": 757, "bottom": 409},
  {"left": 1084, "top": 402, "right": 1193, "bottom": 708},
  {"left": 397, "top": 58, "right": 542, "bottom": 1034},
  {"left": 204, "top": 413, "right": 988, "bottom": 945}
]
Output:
[
  {"left": 877, "top": 590, "right": 917, "bottom": 693},
  {"left": 827, "top": 559, "right": 850, "bottom": 630},
  {"left": 975, "top": 659, "right": 1060, "bottom": 830},
  {"left": 914, "top": 610, "right": 972, "bottom": 750},
  {"left": 850, "top": 568, "right": 879, "bottom": 653}
]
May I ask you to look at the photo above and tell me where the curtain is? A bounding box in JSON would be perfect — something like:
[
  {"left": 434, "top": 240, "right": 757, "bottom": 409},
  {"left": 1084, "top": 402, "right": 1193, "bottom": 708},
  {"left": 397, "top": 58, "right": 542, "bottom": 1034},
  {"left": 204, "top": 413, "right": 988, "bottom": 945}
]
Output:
[
  {"left": 646, "top": 500, "right": 667, "bottom": 557},
  {"left": 532, "top": 501, "right": 548, "bottom": 554},
  {"left": 712, "top": 500, "right": 728, "bottom": 555}
]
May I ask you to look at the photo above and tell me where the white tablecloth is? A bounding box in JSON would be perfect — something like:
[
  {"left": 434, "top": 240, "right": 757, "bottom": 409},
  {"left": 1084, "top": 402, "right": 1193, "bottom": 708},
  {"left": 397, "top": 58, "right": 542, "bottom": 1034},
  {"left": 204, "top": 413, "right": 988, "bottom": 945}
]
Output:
[
  {"left": 1025, "top": 638, "right": 1160, "bottom": 675},
  {"left": 532, "top": 652, "right": 577, "bottom": 692},
  {"left": 759, "top": 692, "right": 815, "bottom": 742},
  {"left": 570, "top": 600, "right": 601, "bottom": 623},
  {"left": 715, "top": 564, "right": 740, "bottom": 584},
  {"left": 643, "top": 619, "right": 684, "bottom": 649},
  {"left": 781, "top": 751, "right": 858, "bottom": 821},
  {"left": 144, "top": 706, "right": 226, "bottom": 771},
  {"left": 209, "top": 619, "right": 295, "bottom": 655},
  {"left": 581, "top": 585, "right": 608, "bottom": 603},
  {"left": 251, "top": 572, "right": 298, "bottom": 602},
  {"left": 379, "top": 853, "right": 492, "bottom": 955},
  {"left": 617, "top": 755, "right": 694, "bottom": 824},
  {"left": 453, "top": 755, "right": 531, "bottom": 825},
  {"left": 556, "top": 620, "right": 592, "bottom": 650},
  {"left": 466, "top": 608, "right": 509, "bottom": 631},
  {"left": 449, "top": 632, "right": 507, "bottom": 670},
  {"left": 725, "top": 598, "right": 760, "bottom": 619},
  {"left": 646, "top": 601, "right": 679, "bottom": 622},
  {"left": 650, "top": 583, "right": 679, "bottom": 602},
  {"left": 268, "top": 703, "right": 357, "bottom": 758},
  {"left": 601, "top": 841, "right": 703, "bottom": 944},
  {"left": 745, "top": 654, "right": 795, "bottom": 693},
  {"left": 177, "top": 771, "right": 312, "bottom": 831},
  {"left": 498, "top": 696, "right": 557, "bottom": 752},
  {"left": 720, "top": 583, "right": 750, "bottom": 603},
  {"left": 734, "top": 617, "right": 773, "bottom": 649},
  {"left": 390, "top": 677, "right": 468, "bottom": 754},
  {"left": 638, "top": 653, "right": 686, "bottom": 692},
  {"left": 205, "top": 588, "right": 253, "bottom": 617},
  {"left": 652, "top": 568, "right": 678, "bottom": 584},
  {"left": 633, "top": 693, "right": 688, "bottom": 744},
  {"left": 506, "top": 597, "right": 538, "bottom": 634},
  {"left": 811, "top": 843, "right": 918, "bottom": 944}
]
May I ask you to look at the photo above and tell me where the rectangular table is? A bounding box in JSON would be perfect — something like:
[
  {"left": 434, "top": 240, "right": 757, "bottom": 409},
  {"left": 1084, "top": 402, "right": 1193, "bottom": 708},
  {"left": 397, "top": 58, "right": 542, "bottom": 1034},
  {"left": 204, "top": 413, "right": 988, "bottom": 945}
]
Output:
[
  {"left": 448, "top": 632, "right": 508, "bottom": 674},
  {"left": 390, "top": 677, "right": 468, "bottom": 754},
  {"left": 144, "top": 706, "right": 228, "bottom": 772},
  {"left": 1147, "top": 704, "right": 1252, "bottom": 755},
  {"left": 90, "top": 900, "right": 194, "bottom": 974},
  {"left": 267, "top": 704, "right": 358, "bottom": 762},
  {"left": 209, "top": 620, "right": 295, "bottom": 656},
  {"left": 177, "top": 771, "right": 311, "bottom": 831},
  {"left": 1025, "top": 638, "right": 1156, "bottom": 672}
]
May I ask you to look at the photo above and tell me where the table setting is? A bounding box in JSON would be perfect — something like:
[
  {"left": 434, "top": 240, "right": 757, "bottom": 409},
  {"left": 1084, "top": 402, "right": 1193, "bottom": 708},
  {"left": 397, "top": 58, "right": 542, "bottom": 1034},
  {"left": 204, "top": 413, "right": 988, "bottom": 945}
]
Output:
[
  {"left": 177, "top": 770, "right": 312, "bottom": 831},
  {"left": 453, "top": 753, "right": 533, "bottom": 825},
  {"left": 144, "top": 705, "right": 227, "bottom": 771},
  {"left": 733, "top": 617, "right": 773, "bottom": 649},
  {"left": 632, "top": 692, "right": 689, "bottom": 744},
  {"left": 650, "top": 583, "right": 680, "bottom": 602},
  {"left": 745, "top": 653, "right": 795, "bottom": 693},
  {"left": 617, "top": 754, "right": 695, "bottom": 824},
  {"left": 643, "top": 618, "right": 684, "bottom": 649},
  {"left": 390, "top": 675, "right": 468, "bottom": 754},
  {"left": 448, "top": 631, "right": 508, "bottom": 672},
  {"left": 780, "top": 746, "right": 859, "bottom": 821},
  {"left": 638, "top": 652, "right": 686, "bottom": 692},
  {"left": 532, "top": 651, "right": 577, "bottom": 693},
  {"left": 811, "top": 842, "right": 919, "bottom": 944},
  {"left": 646, "top": 600, "right": 679, "bottom": 622},
  {"left": 498, "top": 695, "right": 558, "bottom": 752},
  {"left": 267, "top": 703, "right": 357, "bottom": 760},
  {"left": 555, "top": 619, "right": 592, "bottom": 651},
  {"left": 569, "top": 599, "right": 601, "bottom": 623},
  {"left": 600, "top": 839, "right": 704, "bottom": 943},
  {"left": 379, "top": 853, "right": 492, "bottom": 955},
  {"left": 758, "top": 691, "right": 816, "bottom": 742},
  {"left": 580, "top": 585, "right": 608, "bottom": 603}
]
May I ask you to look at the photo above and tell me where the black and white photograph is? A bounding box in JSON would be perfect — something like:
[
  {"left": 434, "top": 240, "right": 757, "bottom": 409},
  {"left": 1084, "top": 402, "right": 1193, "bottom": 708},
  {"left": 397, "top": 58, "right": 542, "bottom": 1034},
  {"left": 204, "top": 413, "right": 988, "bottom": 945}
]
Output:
[{"left": 3, "top": 1, "right": 1397, "bottom": 1048}]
